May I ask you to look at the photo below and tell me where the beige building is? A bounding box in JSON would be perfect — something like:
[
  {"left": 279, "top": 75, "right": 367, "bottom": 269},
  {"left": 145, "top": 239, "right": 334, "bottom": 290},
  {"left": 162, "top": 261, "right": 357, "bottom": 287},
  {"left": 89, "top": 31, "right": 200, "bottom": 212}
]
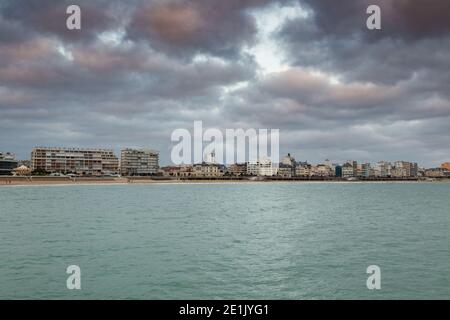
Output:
[
  {"left": 311, "top": 164, "right": 332, "bottom": 177},
  {"left": 295, "top": 162, "right": 311, "bottom": 177},
  {"left": 161, "top": 165, "right": 193, "bottom": 177},
  {"left": 31, "top": 147, "right": 118, "bottom": 176},
  {"left": 342, "top": 163, "right": 354, "bottom": 178},
  {"left": 373, "top": 161, "right": 392, "bottom": 177},
  {"left": 392, "top": 161, "right": 418, "bottom": 177},
  {"left": 193, "top": 163, "right": 225, "bottom": 177},
  {"left": 278, "top": 153, "right": 296, "bottom": 177},
  {"left": 228, "top": 163, "right": 247, "bottom": 176}
]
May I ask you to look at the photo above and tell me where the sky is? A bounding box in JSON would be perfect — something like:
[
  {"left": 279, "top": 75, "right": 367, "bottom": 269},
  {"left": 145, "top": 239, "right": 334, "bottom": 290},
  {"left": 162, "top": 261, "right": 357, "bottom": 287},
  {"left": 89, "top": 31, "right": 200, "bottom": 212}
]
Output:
[{"left": 0, "top": 0, "right": 449, "bottom": 167}]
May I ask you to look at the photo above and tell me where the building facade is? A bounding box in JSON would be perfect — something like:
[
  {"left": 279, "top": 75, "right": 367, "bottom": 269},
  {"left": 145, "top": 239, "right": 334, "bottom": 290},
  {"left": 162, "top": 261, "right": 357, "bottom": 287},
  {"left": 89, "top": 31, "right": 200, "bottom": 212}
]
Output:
[
  {"left": 424, "top": 168, "right": 448, "bottom": 178},
  {"left": 373, "top": 161, "right": 392, "bottom": 177},
  {"left": 278, "top": 153, "right": 296, "bottom": 177},
  {"left": 120, "top": 148, "right": 159, "bottom": 176},
  {"left": 31, "top": 147, "right": 119, "bottom": 176},
  {"left": 342, "top": 163, "right": 354, "bottom": 178},
  {"left": 247, "top": 158, "right": 276, "bottom": 176},
  {"left": 193, "top": 163, "right": 225, "bottom": 177},
  {"left": 227, "top": 163, "right": 247, "bottom": 176},
  {"left": 295, "top": 162, "right": 311, "bottom": 177},
  {"left": 161, "top": 165, "right": 193, "bottom": 177},
  {"left": 310, "top": 164, "right": 332, "bottom": 177},
  {"left": 358, "top": 163, "right": 371, "bottom": 178},
  {"left": 392, "top": 161, "right": 418, "bottom": 178},
  {"left": 0, "top": 152, "right": 18, "bottom": 175}
]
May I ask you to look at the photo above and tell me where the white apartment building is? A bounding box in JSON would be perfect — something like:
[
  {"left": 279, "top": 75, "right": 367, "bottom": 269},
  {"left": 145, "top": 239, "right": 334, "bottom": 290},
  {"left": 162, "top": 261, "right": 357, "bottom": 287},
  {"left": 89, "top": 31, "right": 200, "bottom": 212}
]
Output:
[{"left": 247, "top": 158, "right": 276, "bottom": 176}]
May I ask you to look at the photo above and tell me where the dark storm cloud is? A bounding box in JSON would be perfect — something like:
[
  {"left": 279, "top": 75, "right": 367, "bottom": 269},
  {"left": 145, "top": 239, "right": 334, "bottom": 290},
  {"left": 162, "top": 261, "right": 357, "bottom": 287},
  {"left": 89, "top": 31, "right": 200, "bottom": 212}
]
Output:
[
  {"left": 0, "top": 0, "right": 449, "bottom": 166},
  {"left": 0, "top": 0, "right": 122, "bottom": 42},
  {"left": 292, "top": 0, "right": 450, "bottom": 40},
  {"left": 280, "top": 0, "right": 450, "bottom": 85},
  {"left": 127, "top": 0, "right": 283, "bottom": 58},
  {"left": 0, "top": 0, "right": 267, "bottom": 164}
]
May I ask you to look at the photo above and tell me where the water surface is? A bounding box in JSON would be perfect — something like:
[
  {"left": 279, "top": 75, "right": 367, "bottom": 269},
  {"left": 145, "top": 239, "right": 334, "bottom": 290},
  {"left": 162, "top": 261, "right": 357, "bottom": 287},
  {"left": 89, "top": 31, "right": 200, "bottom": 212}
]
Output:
[{"left": 0, "top": 183, "right": 449, "bottom": 299}]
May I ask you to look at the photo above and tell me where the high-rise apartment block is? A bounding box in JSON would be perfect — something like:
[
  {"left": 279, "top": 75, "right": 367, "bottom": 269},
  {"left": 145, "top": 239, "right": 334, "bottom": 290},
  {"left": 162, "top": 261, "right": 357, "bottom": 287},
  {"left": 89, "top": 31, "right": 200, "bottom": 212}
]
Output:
[
  {"left": 120, "top": 148, "right": 159, "bottom": 176},
  {"left": 31, "top": 147, "right": 119, "bottom": 175}
]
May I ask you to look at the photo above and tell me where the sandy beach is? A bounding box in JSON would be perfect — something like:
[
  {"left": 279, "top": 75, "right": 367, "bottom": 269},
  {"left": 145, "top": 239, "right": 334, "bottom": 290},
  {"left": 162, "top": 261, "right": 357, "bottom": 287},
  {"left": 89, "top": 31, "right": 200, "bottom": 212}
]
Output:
[{"left": 1, "top": 176, "right": 448, "bottom": 186}]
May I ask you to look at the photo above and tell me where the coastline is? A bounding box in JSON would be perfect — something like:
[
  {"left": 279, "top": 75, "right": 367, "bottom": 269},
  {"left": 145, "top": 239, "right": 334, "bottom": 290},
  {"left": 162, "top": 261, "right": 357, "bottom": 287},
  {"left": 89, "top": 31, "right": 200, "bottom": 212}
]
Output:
[{"left": 1, "top": 176, "right": 449, "bottom": 187}]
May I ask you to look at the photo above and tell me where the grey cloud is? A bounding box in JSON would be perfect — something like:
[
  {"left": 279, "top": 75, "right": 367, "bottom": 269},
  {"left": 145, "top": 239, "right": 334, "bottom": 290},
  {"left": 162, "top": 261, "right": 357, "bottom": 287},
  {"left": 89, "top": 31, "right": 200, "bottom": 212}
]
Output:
[
  {"left": 0, "top": 0, "right": 123, "bottom": 43},
  {"left": 0, "top": 0, "right": 449, "bottom": 167},
  {"left": 280, "top": 0, "right": 450, "bottom": 86},
  {"left": 127, "top": 0, "right": 283, "bottom": 59}
]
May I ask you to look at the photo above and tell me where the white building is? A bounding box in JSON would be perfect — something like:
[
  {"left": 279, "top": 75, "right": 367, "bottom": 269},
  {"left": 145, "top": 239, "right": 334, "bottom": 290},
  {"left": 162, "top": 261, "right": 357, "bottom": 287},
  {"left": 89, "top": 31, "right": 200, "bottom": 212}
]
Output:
[
  {"left": 247, "top": 158, "right": 276, "bottom": 176},
  {"left": 205, "top": 152, "right": 216, "bottom": 164},
  {"left": 373, "top": 161, "right": 392, "bottom": 177}
]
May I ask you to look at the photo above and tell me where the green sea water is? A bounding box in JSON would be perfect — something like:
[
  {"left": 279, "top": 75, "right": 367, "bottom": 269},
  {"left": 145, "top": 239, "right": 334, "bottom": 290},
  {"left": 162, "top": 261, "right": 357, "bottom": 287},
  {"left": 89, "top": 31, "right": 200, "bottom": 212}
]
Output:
[{"left": 0, "top": 182, "right": 449, "bottom": 299}]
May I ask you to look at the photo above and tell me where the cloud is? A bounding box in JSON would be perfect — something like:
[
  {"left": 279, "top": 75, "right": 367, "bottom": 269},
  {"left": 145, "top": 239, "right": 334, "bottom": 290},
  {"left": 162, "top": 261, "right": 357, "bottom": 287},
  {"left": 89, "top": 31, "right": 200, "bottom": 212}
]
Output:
[
  {"left": 280, "top": 0, "right": 450, "bottom": 86},
  {"left": 0, "top": 0, "right": 449, "bottom": 167},
  {"left": 127, "top": 0, "right": 280, "bottom": 58},
  {"left": 0, "top": 0, "right": 122, "bottom": 42}
]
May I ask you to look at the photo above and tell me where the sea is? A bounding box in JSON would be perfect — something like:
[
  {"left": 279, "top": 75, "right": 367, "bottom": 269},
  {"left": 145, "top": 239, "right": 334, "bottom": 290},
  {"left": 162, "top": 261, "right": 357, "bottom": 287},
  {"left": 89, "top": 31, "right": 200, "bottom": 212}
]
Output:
[{"left": 0, "top": 182, "right": 449, "bottom": 299}]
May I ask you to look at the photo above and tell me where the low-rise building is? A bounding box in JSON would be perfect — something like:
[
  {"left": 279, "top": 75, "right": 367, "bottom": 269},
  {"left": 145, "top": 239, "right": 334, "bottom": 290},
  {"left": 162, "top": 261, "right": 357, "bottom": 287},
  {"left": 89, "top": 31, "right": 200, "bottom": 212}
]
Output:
[
  {"left": 227, "top": 163, "right": 247, "bottom": 176},
  {"left": 441, "top": 162, "right": 450, "bottom": 171},
  {"left": 161, "top": 165, "right": 193, "bottom": 177},
  {"left": 342, "top": 163, "right": 354, "bottom": 178},
  {"left": 424, "top": 168, "right": 447, "bottom": 178},
  {"left": 193, "top": 163, "right": 225, "bottom": 177},
  {"left": 311, "top": 164, "right": 332, "bottom": 177},
  {"left": 0, "top": 152, "right": 18, "bottom": 176},
  {"left": 295, "top": 162, "right": 311, "bottom": 177},
  {"left": 278, "top": 153, "right": 296, "bottom": 177},
  {"left": 247, "top": 158, "right": 276, "bottom": 176}
]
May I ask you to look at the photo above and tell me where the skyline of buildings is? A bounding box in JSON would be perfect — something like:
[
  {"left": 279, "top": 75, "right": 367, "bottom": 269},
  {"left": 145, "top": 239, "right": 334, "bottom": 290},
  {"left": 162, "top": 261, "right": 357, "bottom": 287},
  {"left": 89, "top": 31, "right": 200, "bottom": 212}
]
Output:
[{"left": 1, "top": 146, "right": 449, "bottom": 179}]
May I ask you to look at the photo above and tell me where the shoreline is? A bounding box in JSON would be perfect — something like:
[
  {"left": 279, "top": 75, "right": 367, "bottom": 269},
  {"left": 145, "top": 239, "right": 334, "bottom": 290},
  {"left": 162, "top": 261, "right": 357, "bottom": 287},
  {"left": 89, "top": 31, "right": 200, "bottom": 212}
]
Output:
[{"left": 1, "top": 176, "right": 449, "bottom": 187}]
